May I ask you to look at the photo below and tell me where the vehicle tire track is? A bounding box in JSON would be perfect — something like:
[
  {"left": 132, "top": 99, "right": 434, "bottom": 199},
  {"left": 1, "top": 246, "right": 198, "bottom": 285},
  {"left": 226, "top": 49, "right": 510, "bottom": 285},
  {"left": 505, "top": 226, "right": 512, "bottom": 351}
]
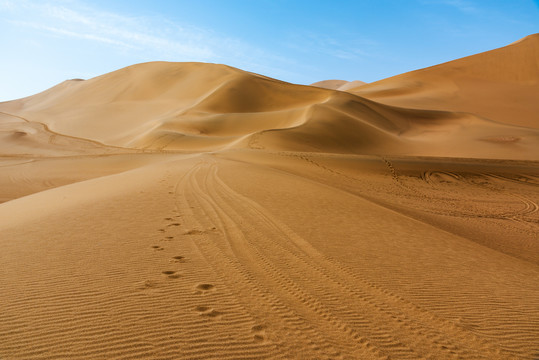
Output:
[
  {"left": 172, "top": 161, "right": 352, "bottom": 359},
  {"left": 206, "top": 161, "right": 516, "bottom": 360}
]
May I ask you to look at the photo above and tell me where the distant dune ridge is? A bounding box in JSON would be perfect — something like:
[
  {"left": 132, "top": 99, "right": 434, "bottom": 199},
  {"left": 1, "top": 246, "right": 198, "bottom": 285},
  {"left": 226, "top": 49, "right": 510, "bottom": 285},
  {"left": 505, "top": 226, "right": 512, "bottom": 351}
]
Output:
[
  {"left": 1, "top": 34, "right": 538, "bottom": 159},
  {"left": 310, "top": 79, "right": 367, "bottom": 91},
  {"left": 310, "top": 79, "right": 350, "bottom": 90},
  {"left": 347, "top": 33, "right": 539, "bottom": 129},
  {"left": 1, "top": 35, "right": 538, "bottom": 359}
]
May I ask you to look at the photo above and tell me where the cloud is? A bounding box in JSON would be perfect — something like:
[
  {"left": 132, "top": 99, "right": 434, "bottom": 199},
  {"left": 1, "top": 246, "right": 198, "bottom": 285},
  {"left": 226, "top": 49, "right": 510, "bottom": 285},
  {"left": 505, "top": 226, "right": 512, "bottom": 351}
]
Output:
[
  {"left": 2, "top": 0, "right": 217, "bottom": 60},
  {"left": 8, "top": 19, "right": 137, "bottom": 48},
  {"left": 0, "top": 0, "right": 378, "bottom": 85},
  {"left": 422, "top": 0, "right": 478, "bottom": 14},
  {"left": 0, "top": 0, "right": 314, "bottom": 83},
  {"left": 285, "top": 31, "right": 376, "bottom": 62}
]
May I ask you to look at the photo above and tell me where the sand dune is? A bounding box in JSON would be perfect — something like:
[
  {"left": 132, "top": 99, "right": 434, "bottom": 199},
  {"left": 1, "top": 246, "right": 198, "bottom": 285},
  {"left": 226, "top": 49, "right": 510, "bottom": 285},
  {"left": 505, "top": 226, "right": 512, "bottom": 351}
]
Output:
[
  {"left": 1, "top": 34, "right": 538, "bottom": 359},
  {"left": 310, "top": 80, "right": 367, "bottom": 91},
  {"left": 310, "top": 79, "right": 349, "bottom": 90},
  {"left": 2, "top": 58, "right": 538, "bottom": 159},
  {"left": 346, "top": 34, "right": 539, "bottom": 129}
]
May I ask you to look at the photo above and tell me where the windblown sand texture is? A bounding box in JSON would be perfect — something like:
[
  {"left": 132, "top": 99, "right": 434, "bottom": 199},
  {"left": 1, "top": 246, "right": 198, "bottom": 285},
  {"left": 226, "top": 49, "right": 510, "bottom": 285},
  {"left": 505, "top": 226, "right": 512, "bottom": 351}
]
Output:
[{"left": 0, "top": 34, "right": 538, "bottom": 359}]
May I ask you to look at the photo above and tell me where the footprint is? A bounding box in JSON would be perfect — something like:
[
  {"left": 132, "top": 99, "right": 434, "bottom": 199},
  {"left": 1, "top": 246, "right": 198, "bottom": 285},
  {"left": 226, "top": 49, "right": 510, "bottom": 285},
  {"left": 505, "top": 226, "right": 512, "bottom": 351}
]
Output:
[
  {"left": 195, "top": 305, "right": 222, "bottom": 319},
  {"left": 168, "top": 223, "right": 181, "bottom": 227},
  {"left": 158, "top": 228, "right": 165, "bottom": 232},
  {"left": 195, "top": 283, "right": 215, "bottom": 294},
  {"left": 252, "top": 325, "right": 266, "bottom": 332},
  {"left": 172, "top": 256, "right": 185, "bottom": 263},
  {"left": 184, "top": 229, "right": 205, "bottom": 235},
  {"left": 253, "top": 334, "right": 264, "bottom": 342},
  {"left": 164, "top": 236, "right": 174, "bottom": 240},
  {"left": 139, "top": 280, "right": 159, "bottom": 290},
  {"left": 151, "top": 245, "right": 164, "bottom": 251},
  {"left": 162, "top": 270, "right": 180, "bottom": 279},
  {"left": 252, "top": 324, "right": 267, "bottom": 342}
]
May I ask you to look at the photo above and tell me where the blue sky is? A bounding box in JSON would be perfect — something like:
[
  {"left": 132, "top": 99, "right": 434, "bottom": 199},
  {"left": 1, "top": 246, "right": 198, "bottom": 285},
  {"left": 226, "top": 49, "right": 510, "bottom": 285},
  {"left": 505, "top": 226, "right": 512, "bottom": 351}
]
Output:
[{"left": 0, "top": 0, "right": 538, "bottom": 101}]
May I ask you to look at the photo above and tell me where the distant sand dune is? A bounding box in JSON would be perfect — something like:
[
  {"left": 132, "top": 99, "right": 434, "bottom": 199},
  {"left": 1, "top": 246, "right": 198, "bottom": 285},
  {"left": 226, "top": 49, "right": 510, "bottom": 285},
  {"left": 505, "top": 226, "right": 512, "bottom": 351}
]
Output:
[
  {"left": 1, "top": 54, "right": 538, "bottom": 158},
  {"left": 310, "top": 79, "right": 350, "bottom": 89},
  {"left": 310, "top": 80, "right": 367, "bottom": 91},
  {"left": 346, "top": 33, "right": 539, "bottom": 129}
]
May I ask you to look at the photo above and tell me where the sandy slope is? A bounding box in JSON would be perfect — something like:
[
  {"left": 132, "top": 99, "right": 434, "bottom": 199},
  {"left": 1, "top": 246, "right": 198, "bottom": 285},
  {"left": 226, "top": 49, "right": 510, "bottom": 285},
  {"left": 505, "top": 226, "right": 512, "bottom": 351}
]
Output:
[
  {"left": 337, "top": 80, "right": 367, "bottom": 91},
  {"left": 310, "top": 79, "right": 350, "bottom": 90},
  {"left": 0, "top": 34, "right": 538, "bottom": 359},
  {"left": 310, "top": 80, "right": 367, "bottom": 91},
  {"left": 346, "top": 34, "right": 539, "bottom": 129}
]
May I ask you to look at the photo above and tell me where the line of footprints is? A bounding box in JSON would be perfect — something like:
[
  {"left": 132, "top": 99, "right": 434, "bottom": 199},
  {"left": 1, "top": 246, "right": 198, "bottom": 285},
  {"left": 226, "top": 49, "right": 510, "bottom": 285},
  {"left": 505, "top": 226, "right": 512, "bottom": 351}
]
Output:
[
  {"left": 152, "top": 215, "right": 208, "bottom": 280},
  {"left": 147, "top": 210, "right": 267, "bottom": 343}
]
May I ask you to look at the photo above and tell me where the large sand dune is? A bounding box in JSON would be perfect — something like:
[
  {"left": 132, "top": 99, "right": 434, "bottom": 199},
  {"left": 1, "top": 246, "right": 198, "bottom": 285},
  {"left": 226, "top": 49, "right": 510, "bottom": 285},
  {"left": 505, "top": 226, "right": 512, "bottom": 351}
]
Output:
[
  {"left": 346, "top": 34, "right": 539, "bottom": 129},
  {"left": 0, "top": 34, "right": 538, "bottom": 359},
  {"left": 2, "top": 52, "right": 537, "bottom": 159}
]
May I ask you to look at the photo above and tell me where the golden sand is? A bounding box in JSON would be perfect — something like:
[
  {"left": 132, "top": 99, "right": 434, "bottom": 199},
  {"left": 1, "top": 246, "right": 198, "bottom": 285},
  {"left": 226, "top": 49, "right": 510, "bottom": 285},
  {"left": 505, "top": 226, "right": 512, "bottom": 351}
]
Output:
[{"left": 0, "top": 35, "right": 538, "bottom": 359}]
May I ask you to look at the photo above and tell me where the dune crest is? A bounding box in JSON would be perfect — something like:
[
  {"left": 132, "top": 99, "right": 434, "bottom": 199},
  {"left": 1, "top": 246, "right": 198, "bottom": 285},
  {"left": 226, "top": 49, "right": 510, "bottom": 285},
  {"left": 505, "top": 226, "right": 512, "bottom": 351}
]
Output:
[
  {"left": 1, "top": 45, "right": 538, "bottom": 159},
  {"left": 346, "top": 33, "right": 539, "bottom": 129},
  {"left": 310, "top": 79, "right": 349, "bottom": 90}
]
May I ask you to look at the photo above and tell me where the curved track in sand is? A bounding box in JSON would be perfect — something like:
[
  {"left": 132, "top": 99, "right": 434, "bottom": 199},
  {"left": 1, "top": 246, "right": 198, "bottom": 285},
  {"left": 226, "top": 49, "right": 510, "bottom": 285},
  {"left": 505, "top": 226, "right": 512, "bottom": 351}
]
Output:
[{"left": 157, "top": 160, "right": 526, "bottom": 359}]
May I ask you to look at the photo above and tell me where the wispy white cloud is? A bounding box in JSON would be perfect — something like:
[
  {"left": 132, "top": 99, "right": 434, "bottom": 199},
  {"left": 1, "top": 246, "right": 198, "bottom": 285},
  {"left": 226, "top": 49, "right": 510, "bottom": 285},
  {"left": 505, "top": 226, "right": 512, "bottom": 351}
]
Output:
[
  {"left": 0, "top": 0, "right": 15, "bottom": 10},
  {"left": 9, "top": 19, "right": 137, "bottom": 48},
  {"left": 2, "top": 0, "right": 217, "bottom": 60},
  {"left": 0, "top": 0, "right": 378, "bottom": 85},
  {"left": 0, "top": 0, "right": 305, "bottom": 81},
  {"left": 285, "top": 31, "right": 376, "bottom": 62},
  {"left": 1, "top": 0, "right": 376, "bottom": 80},
  {"left": 422, "top": 0, "right": 478, "bottom": 14}
]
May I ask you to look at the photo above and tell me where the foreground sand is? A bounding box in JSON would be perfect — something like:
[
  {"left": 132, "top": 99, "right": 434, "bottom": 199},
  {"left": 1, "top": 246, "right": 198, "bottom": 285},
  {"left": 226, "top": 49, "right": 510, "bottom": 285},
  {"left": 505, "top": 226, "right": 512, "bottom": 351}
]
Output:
[
  {"left": 1, "top": 35, "right": 538, "bottom": 359},
  {"left": 1, "top": 150, "right": 538, "bottom": 359}
]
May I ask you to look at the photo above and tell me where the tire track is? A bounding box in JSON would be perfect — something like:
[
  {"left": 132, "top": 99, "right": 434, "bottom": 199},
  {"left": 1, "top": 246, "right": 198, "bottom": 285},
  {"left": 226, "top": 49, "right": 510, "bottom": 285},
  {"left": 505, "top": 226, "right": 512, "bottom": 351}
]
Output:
[
  {"left": 269, "top": 153, "right": 538, "bottom": 358},
  {"left": 169, "top": 163, "right": 286, "bottom": 360},
  {"left": 487, "top": 173, "right": 539, "bottom": 188},
  {"left": 422, "top": 170, "right": 462, "bottom": 184},
  {"left": 171, "top": 162, "right": 321, "bottom": 359},
  {"left": 165, "top": 159, "right": 518, "bottom": 359},
  {"left": 178, "top": 161, "right": 373, "bottom": 359},
  {"left": 206, "top": 161, "right": 517, "bottom": 360}
]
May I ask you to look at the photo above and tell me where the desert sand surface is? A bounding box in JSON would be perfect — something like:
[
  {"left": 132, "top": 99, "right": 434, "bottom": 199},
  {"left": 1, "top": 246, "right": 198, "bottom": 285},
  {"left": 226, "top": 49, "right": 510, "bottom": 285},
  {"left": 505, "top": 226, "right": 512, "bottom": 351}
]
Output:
[{"left": 0, "top": 34, "right": 538, "bottom": 360}]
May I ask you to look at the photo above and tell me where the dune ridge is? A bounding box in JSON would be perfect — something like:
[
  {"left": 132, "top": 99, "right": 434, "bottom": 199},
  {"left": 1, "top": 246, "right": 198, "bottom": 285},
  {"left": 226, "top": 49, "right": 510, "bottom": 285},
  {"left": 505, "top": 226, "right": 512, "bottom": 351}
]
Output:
[
  {"left": 1, "top": 51, "right": 538, "bottom": 159},
  {"left": 346, "top": 33, "right": 539, "bottom": 129},
  {"left": 310, "top": 79, "right": 350, "bottom": 90},
  {"left": 0, "top": 34, "right": 538, "bottom": 359}
]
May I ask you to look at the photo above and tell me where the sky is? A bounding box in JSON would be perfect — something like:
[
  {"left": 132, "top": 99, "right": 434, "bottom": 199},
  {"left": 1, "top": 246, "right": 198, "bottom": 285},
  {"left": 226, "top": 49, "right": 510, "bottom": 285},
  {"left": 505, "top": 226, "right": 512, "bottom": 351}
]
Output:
[{"left": 0, "top": 0, "right": 538, "bottom": 101}]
